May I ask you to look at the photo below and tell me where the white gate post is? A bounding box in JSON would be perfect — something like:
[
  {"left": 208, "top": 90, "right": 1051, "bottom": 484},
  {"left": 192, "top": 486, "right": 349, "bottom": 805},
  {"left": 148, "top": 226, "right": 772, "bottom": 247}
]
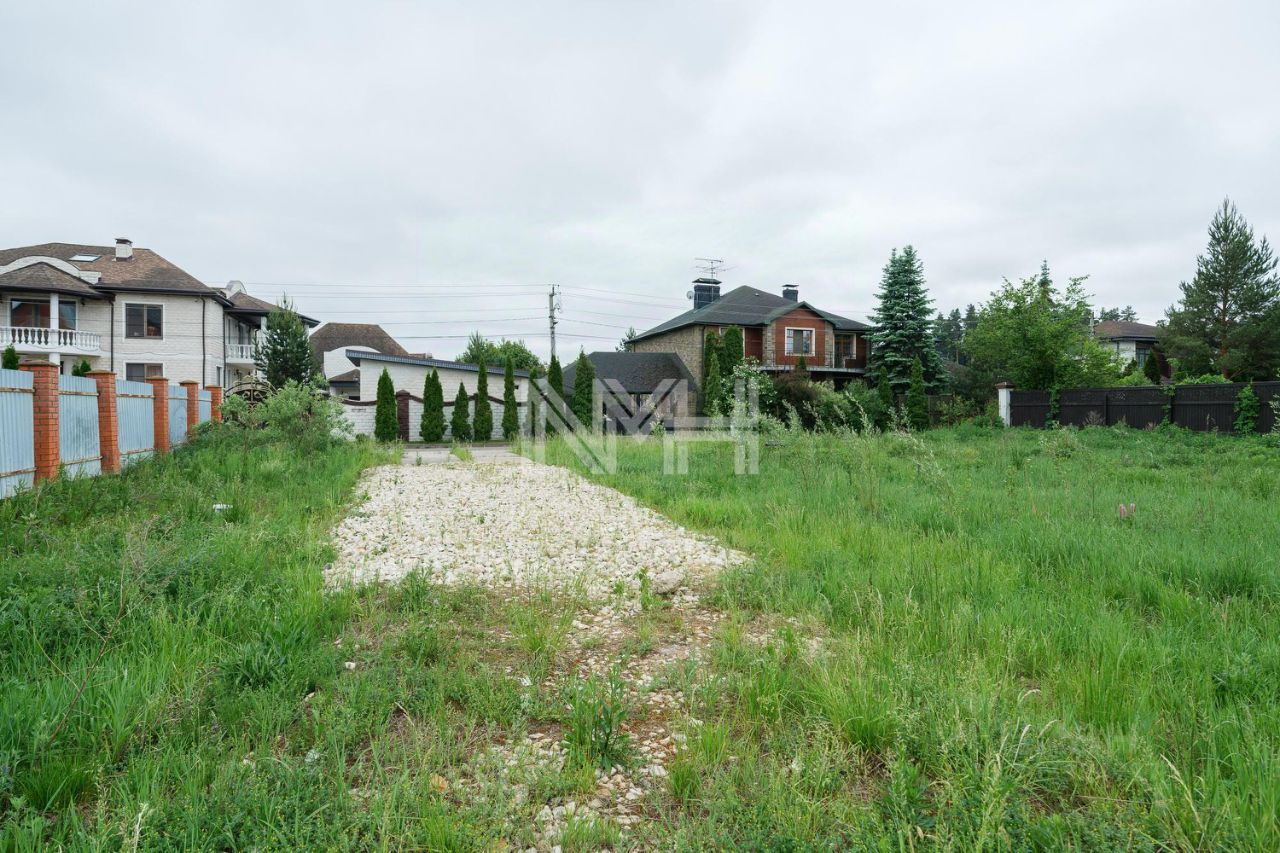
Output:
[{"left": 996, "top": 382, "right": 1013, "bottom": 426}]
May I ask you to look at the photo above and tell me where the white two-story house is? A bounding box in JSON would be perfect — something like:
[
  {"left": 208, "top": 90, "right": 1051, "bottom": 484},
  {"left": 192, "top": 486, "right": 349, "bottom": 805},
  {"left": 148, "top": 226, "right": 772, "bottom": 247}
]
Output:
[{"left": 0, "top": 239, "right": 312, "bottom": 385}]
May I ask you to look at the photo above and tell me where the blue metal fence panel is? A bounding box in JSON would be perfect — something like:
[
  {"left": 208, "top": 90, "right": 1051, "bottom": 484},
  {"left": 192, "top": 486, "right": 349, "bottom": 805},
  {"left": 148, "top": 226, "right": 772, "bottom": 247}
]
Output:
[
  {"left": 198, "top": 390, "right": 212, "bottom": 424},
  {"left": 58, "top": 374, "right": 101, "bottom": 478},
  {"left": 0, "top": 368, "right": 35, "bottom": 498},
  {"left": 168, "top": 385, "right": 188, "bottom": 447},
  {"left": 117, "top": 379, "right": 154, "bottom": 466}
]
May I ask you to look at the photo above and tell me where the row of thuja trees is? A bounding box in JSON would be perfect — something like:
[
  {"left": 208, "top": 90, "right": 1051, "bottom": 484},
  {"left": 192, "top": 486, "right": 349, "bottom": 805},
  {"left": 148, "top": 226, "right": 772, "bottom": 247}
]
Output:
[{"left": 371, "top": 359, "right": 522, "bottom": 443}]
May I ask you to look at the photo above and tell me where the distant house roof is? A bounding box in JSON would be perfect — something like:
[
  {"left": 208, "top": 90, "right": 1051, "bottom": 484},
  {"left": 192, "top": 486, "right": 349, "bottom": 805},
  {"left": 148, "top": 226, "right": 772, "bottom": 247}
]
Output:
[
  {"left": 345, "top": 349, "right": 530, "bottom": 377},
  {"left": 562, "top": 351, "right": 696, "bottom": 394},
  {"left": 310, "top": 323, "right": 410, "bottom": 362},
  {"left": 1094, "top": 320, "right": 1161, "bottom": 341},
  {"left": 327, "top": 369, "right": 360, "bottom": 384},
  {"left": 0, "top": 242, "right": 224, "bottom": 298},
  {"left": 226, "top": 290, "right": 319, "bottom": 327},
  {"left": 0, "top": 261, "right": 105, "bottom": 299},
  {"left": 631, "top": 285, "right": 871, "bottom": 343}
]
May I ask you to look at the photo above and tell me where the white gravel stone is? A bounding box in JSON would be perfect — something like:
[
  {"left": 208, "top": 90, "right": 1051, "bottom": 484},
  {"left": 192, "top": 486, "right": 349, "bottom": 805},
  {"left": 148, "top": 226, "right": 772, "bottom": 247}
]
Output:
[{"left": 326, "top": 461, "right": 745, "bottom": 596}]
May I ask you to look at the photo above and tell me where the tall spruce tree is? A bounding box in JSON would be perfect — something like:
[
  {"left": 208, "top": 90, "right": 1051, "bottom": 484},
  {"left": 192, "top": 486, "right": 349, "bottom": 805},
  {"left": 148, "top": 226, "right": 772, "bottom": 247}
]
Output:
[
  {"left": 254, "top": 299, "right": 317, "bottom": 388},
  {"left": 869, "top": 246, "right": 946, "bottom": 393},
  {"left": 570, "top": 351, "right": 596, "bottom": 429},
  {"left": 374, "top": 368, "right": 398, "bottom": 442},
  {"left": 450, "top": 382, "right": 472, "bottom": 441},
  {"left": 501, "top": 357, "right": 519, "bottom": 440},
  {"left": 420, "top": 368, "right": 444, "bottom": 442},
  {"left": 1163, "top": 199, "right": 1280, "bottom": 380},
  {"left": 472, "top": 360, "right": 493, "bottom": 440}
]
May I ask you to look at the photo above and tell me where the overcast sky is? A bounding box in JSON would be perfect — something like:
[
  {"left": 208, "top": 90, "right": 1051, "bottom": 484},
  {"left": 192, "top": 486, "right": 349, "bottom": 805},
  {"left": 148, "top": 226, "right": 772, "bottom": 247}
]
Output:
[{"left": 3, "top": 1, "right": 1277, "bottom": 359}]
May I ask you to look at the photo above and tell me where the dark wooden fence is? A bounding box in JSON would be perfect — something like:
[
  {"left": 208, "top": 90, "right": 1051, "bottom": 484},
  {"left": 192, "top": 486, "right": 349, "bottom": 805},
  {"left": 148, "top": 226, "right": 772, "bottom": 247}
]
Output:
[{"left": 1009, "top": 382, "right": 1279, "bottom": 433}]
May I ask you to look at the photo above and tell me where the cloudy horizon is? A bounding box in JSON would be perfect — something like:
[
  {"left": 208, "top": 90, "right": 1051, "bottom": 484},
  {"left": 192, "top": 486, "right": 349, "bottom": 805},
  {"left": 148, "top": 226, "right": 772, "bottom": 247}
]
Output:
[{"left": 3, "top": 1, "right": 1277, "bottom": 360}]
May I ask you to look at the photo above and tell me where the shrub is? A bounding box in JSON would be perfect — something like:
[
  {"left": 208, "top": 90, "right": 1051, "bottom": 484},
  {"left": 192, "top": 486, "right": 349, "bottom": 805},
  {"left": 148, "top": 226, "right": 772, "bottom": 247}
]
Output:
[
  {"left": 374, "top": 368, "right": 398, "bottom": 442},
  {"left": 473, "top": 360, "right": 493, "bottom": 440},
  {"left": 843, "top": 382, "right": 888, "bottom": 431},
  {"left": 450, "top": 382, "right": 472, "bottom": 442},
  {"left": 905, "top": 357, "right": 929, "bottom": 431},
  {"left": 1143, "top": 349, "right": 1163, "bottom": 383},
  {"left": 420, "top": 369, "right": 444, "bottom": 442},
  {"left": 501, "top": 357, "right": 519, "bottom": 440},
  {"left": 215, "top": 381, "right": 351, "bottom": 448},
  {"left": 1, "top": 344, "right": 17, "bottom": 370},
  {"left": 1235, "top": 383, "right": 1260, "bottom": 435},
  {"left": 771, "top": 372, "right": 822, "bottom": 430},
  {"left": 878, "top": 374, "right": 895, "bottom": 418}
]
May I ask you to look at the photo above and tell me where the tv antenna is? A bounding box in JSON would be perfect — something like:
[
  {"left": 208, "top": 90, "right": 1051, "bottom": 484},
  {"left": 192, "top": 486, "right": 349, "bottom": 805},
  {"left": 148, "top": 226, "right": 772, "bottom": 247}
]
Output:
[{"left": 694, "top": 257, "right": 725, "bottom": 278}]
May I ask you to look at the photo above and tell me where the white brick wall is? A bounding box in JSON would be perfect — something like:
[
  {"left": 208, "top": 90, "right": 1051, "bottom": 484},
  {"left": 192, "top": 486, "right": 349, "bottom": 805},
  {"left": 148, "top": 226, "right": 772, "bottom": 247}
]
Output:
[{"left": 358, "top": 359, "right": 528, "bottom": 406}]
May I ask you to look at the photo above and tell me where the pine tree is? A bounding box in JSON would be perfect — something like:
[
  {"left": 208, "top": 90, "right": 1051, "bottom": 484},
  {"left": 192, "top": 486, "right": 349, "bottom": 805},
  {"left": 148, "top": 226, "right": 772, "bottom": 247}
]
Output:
[
  {"left": 1164, "top": 198, "right": 1280, "bottom": 380},
  {"left": 702, "top": 352, "right": 723, "bottom": 416},
  {"left": 374, "top": 368, "right": 398, "bottom": 442},
  {"left": 720, "top": 326, "right": 744, "bottom": 377},
  {"left": 1, "top": 345, "right": 17, "bottom": 370},
  {"left": 501, "top": 357, "right": 519, "bottom": 440},
  {"left": 870, "top": 246, "right": 947, "bottom": 393},
  {"left": 420, "top": 369, "right": 444, "bottom": 442},
  {"left": 472, "top": 360, "right": 493, "bottom": 441},
  {"left": 450, "top": 382, "right": 472, "bottom": 442},
  {"left": 905, "top": 357, "right": 930, "bottom": 431},
  {"left": 570, "top": 351, "right": 596, "bottom": 429},
  {"left": 545, "top": 355, "right": 564, "bottom": 433},
  {"left": 254, "top": 299, "right": 317, "bottom": 388}
]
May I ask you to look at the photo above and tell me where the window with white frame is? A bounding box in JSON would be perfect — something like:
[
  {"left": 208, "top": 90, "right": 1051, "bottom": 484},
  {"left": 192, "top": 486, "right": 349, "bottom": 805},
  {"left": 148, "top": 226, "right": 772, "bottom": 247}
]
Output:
[
  {"left": 125, "top": 303, "right": 163, "bottom": 338},
  {"left": 784, "top": 327, "right": 814, "bottom": 356},
  {"left": 125, "top": 363, "right": 164, "bottom": 382}
]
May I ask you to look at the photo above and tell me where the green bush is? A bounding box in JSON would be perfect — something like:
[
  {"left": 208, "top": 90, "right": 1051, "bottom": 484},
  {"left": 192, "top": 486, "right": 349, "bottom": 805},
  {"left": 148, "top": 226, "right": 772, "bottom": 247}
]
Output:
[
  {"left": 1, "top": 344, "right": 17, "bottom": 370},
  {"left": 373, "top": 368, "right": 398, "bottom": 442},
  {"left": 1235, "top": 382, "right": 1260, "bottom": 434},
  {"left": 472, "top": 360, "right": 493, "bottom": 440},
  {"left": 450, "top": 382, "right": 472, "bottom": 442},
  {"left": 420, "top": 369, "right": 444, "bottom": 442}
]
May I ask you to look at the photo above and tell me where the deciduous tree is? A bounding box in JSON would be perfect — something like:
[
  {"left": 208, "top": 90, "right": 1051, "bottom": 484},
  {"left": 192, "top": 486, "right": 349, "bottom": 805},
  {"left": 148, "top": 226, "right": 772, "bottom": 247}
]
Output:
[{"left": 457, "top": 331, "right": 542, "bottom": 373}]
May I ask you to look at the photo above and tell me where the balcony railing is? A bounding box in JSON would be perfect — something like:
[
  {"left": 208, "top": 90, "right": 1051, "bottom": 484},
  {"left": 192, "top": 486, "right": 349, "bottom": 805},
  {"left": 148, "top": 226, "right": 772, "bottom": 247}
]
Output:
[
  {"left": 1, "top": 326, "right": 101, "bottom": 353},
  {"left": 227, "top": 343, "right": 255, "bottom": 362}
]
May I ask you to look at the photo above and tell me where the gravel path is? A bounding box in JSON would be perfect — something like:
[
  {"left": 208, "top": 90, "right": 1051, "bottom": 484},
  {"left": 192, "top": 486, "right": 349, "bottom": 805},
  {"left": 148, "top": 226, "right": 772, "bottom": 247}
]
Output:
[{"left": 327, "top": 457, "right": 745, "bottom": 598}]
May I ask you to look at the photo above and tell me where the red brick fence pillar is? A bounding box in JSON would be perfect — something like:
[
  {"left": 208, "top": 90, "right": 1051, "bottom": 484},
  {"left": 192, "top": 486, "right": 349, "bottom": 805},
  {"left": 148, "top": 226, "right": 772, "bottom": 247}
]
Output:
[
  {"left": 206, "top": 385, "right": 224, "bottom": 422},
  {"left": 20, "top": 361, "right": 59, "bottom": 483},
  {"left": 145, "top": 376, "right": 170, "bottom": 455},
  {"left": 179, "top": 380, "right": 199, "bottom": 438},
  {"left": 86, "top": 370, "right": 121, "bottom": 474}
]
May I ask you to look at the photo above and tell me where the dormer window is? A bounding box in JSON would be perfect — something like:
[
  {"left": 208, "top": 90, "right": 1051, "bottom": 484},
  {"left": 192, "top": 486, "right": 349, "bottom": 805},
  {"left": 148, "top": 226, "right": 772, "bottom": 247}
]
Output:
[{"left": 69, "top": 253, "right": 101, "bottom": 262}]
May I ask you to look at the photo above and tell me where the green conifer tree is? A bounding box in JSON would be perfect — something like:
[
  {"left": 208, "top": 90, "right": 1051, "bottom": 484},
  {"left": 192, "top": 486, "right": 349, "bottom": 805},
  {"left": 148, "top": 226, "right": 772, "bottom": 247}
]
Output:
[
  {"left": 2, "top": 345, "right": 18, "bottom": 370},
  {"left": 502, "top": 357, "right": 519, "bottom": 440},
  {"left": 869, "top": 246, "right": 947, "bottom": 393},
  {"left": 254, "top": 299, "right": 318, "bottom": 388},
  {"left": 878, "top": 373, "right": 896, "bottom": 418},
  {"left": 420, "top": 368, "right": 444, "bottom": 442},
  {"left": 703, "top": 352, "right": 723, "bottom": 416},
  {"left": 905, "top": 357, "right": 930, "bottom": 431},
  {"left": 570, "top": 351, "right": 596, "bottom": 429},
  {"left": 1142, "top": 347, "right": 1163, "bottom": 384},
  {"left": 472, "top": 360, "right": 493, "bottom": 441},
  {"left": 720, "top": 326, "right": 744, "bottom": 377},
  {"left": 450, "top": 382, "right": 472, "bottom": 442},
  {"left": 374, "top": 368, "right": 398, "bottom": 441}
]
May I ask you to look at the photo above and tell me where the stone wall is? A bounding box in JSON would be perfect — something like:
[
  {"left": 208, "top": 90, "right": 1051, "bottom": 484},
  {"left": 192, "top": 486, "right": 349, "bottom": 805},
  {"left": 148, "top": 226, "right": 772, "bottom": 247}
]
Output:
[{"left": 630, "top": 325, "right": 704, "bottom": 385}]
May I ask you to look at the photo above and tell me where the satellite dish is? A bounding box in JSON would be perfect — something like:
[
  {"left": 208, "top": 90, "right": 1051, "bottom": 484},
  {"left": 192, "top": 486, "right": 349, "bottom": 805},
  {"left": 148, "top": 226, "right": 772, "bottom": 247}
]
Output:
[{"left": 686, "top": 290, "right": 694, "bottom": 300}]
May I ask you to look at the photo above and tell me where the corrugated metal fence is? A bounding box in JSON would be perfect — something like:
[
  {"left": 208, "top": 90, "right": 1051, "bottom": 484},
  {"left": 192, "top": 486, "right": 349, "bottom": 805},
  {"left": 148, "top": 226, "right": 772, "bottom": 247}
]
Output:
[
  {"left": 118, "top": 380, "right": 155, "bottom": 467},
  {"left": 199, "top": 389, "right": 212, "bottom": 424},
  {"left": 168, "top": 385, "right": 188, "bottom": 448},
  {"left": 58, "top": 374, "right": 101, "bottom": 478},
  {"left": 1010, "top": 382, "right": 1280, "bottom": 432},
  {"left": 0, "top": 369, "right": 35, "bottom": 498}
]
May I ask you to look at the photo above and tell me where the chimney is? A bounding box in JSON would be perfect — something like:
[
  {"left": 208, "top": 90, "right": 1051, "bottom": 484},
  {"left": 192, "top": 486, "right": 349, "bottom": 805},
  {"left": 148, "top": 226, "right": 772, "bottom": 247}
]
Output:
[
  {"left": 115, "top": 238, "right": 133, "bottom": 261},
  {"left": 782, "top": 284, "right": 798, "bottom": 302},
  {"left": 692, "top": 277, "right": 721, "bottom": 310}
]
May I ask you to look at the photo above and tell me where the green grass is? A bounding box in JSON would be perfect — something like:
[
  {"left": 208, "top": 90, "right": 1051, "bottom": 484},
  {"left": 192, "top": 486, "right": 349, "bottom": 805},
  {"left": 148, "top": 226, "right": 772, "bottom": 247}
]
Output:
[{"left": 539, "top": 424, "right": 1280, "bottom": 849}]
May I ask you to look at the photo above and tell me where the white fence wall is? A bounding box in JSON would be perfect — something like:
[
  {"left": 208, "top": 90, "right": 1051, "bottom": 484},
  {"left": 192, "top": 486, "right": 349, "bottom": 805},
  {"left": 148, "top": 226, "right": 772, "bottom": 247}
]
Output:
[
  {"left": 58, "top": 375, "right": 101, "bottom": 479},
  {"left": 0, "top": 369, "right": 34, "bottom": 497}
]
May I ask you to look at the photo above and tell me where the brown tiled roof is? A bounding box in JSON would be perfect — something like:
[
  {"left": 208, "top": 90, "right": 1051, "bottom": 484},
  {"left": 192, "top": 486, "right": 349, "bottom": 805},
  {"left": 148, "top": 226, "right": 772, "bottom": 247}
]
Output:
[
  {"left": 226, "top": 290, "right": 319, "bottom": 327},
  {"left": 1093, "top": 320, "right": 1161, "bottom": 340},
  {"left": 309, "top": 323, "right": 409, "bottom": 362},
  {"left": 327, "top": 369, "right": 360, "bottom": 383},
  {"left": 0, "top": 242, "right": 220, "bottom": 297},
  {"left": 632, "top": 285, "right": 871, "bottom": 343},
  {"left": 0, "top": 261, "right": 105, "bottom": 299}
]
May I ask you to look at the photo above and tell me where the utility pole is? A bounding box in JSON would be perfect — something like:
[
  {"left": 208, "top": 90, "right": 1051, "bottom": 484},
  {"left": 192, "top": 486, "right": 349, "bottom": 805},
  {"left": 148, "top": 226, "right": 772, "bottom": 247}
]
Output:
[{"left": 548, "top": 283, "right": 561, "bottom": 362}]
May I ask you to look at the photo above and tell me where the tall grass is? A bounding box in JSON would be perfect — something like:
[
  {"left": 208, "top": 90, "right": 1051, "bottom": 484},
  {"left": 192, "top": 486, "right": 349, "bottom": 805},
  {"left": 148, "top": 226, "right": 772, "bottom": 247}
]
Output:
[{"left": 542, "top": 424, "right": 1280, "bottom": 848}]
